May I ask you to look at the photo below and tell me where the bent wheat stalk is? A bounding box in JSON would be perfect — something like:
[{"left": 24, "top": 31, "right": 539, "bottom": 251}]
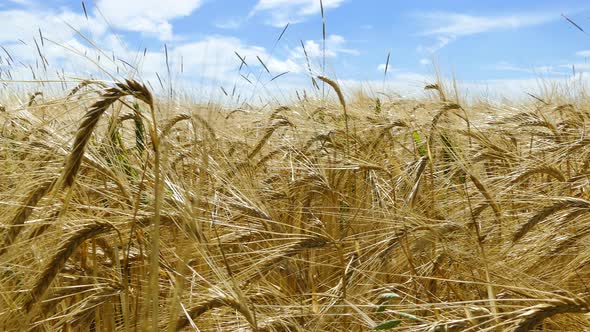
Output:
[
  {"left": 513, "top": 197, "right": 590, "bottom": 243},
  {"left": 61, "top": 79, "right": 153, "bottom": 188},
  {"left": 318, "top": 75, "right": 349, "bottom": 154}
]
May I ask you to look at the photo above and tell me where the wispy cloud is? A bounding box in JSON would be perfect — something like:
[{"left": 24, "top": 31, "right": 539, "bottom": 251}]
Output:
[
  {"left": 576, "top": 50, "right": 590, "bottom": 57},
  {"left": 214, "top": 17, "right": 244, "bottom": 29},
  {"left": 416, "top": 35, "right": 453, "bottom": 54},
  {"left": 416, "top": 11, "right": 557, "bottom": 54},
  {"left": 494, "top": 62, "right": 534, "bottom": 74},
  {"left": 420, "top": 12, "right": 556, "bottom": 36},
  {"left": 494, "top": 61, "right": 568, "bottom": 76},
  {"left": 5, "top": 0, "right": 34, "bottom": 6},
  {"left": 250, "top": 0, "right": 346, "bottom": 27}
]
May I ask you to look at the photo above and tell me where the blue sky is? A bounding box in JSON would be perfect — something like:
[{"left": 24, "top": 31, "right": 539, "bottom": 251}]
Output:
[{"left": 1, "top": 0, "right": 590, "bottom": 100}]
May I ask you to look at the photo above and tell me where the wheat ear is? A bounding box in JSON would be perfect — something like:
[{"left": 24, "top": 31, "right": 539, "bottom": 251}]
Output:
[
  {"left": 513, "top": 197, "right": 590, "bottom": 243},
  {"left": 176, "top": 292, "right": 270, "bottom": 331},
  {"left": 511, "top": 165, "right": 566, "bottom": 185},
  {"left": 23, "top": 222, "right": 112, "bottom": 313},
  {"left": 0, "top": 179, "right": 55, "bottom": 256},
  {"left": 248, "top": 118, "right": 293, "bottom": 159},
  {"left": 69, "top": 283, "right": 122, "bottom": 327},
  {"left": 512, "top": 297, "right": 590, "bottom": 332}
]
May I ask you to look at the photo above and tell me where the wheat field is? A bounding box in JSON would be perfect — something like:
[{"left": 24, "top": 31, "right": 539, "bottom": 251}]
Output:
[{"left": 0, "top": 57, "right": 590, "bottom": 331}]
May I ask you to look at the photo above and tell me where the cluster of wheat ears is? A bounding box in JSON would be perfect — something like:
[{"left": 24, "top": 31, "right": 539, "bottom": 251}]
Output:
[{"left": 1, "top": 70, "right": 590, "bottom": 332}]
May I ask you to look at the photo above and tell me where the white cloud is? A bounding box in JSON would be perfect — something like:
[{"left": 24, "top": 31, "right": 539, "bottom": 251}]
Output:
[
  {"left": 266, "top": 58, "right": 301, "bottom": 73},
  {"left": 0, "top": 7, "right": 120, "bottom": 84},
  {"left": 0, "top": 5, "right": 309, "bottom": 97},
  {"left": 559, "top": 63, "right": 590, "bottom": 71},
  {"left": 419, "top": 58, "right": 430, "bottom": 65},
  {"left": 95, "top": 0, "right": 203, "bottom": 40},
  {"left": 337, "top": 70, "right": 590, "bottom": 103},
  {"left": 0, "top": 5, "right": 301, "bottom": 104},
  {"left": 290, "top": 34, "right": 358, "bottom": 62},
  {"left": 0, "top": 9, "right": 107, "bottom": 44},
  {"left": 251, "top": 0, "right": 346, "bottom": 27},
  {"left": 377, "top": 63, "right": 397, "bottom": 72},
  {"left": 460, "top": 75, "right": 590, "bottom": 100},
  {"left": 335, "top": 72, "right": 433, "bottom": 98},
  {"left": 0, "top": 1, "right": 306, "bottom": 88},
  {"left": 131, "top": 36, "right": 305, "bottom": 88},
  {"left": 173, "top": 36, "right": 266, "bottom": 79},
  {"left": 137, "top": 34, "right": 363, "bottom": 98}
]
